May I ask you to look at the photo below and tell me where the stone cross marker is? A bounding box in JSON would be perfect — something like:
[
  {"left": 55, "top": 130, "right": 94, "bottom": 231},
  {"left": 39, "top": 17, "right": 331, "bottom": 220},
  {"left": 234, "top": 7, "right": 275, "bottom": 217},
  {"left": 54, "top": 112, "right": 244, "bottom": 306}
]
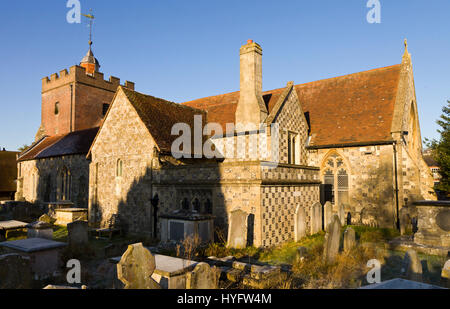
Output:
[
  {"left": 0, "top": 254, "right": 33, "bottom": 289},
  {"left": 323, "top": 215, "right": 341, "bottom": 263},
  {"left": 67, "top": 220, "right": 89, "bottom": 247},
  {"left": 310, "top": 202, "right": 322, "bottom": 235},
  {"left": 402, "top": 249, "right": 423, "bottom": 282},
  {"left": 343, "top": 227, "right": 356, "bottom": 252},
  {"left": 441, "top": 259, "right": 450, "bottom": 288},
  {"left": 117, "top": 243, "right": 161, "bottom": 289},
  {"left": 227, "top": 209, "right": 248, "bottom": 249},
  {"left": 186, "top": 262, "right": 220, "bottom": 289},
  {"left": 324, "top": 202, "right": 333, "bottom": 231},
  {"left": 294, "top": 205, "right": 306, "bottom": 241}
]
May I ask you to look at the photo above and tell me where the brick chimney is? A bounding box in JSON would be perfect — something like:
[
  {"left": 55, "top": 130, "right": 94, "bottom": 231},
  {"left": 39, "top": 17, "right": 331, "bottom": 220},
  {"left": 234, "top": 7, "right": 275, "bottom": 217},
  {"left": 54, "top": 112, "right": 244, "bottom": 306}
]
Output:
[{"left": 235, "top": 40, "right": 268, "bottom": 127}]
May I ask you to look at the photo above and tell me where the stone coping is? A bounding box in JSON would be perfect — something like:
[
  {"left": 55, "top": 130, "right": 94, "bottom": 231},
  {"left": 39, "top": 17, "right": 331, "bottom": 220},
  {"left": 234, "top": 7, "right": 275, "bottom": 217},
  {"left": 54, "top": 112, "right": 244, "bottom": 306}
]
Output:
[
  {"left": 0, "top": 238, "right": 66, "bottom": 253},
  {"left": 0, "top": 220, "right": 28, "bottom": 230},
  {"left": 110, "top": 251, "right": 198, "bottom": 277},
  {"left": 413, "top": 200, "right": 450, "bottom": 208},
  {"left": 359, "top": 278, "right": 445, "bottom": 289},
  {"left": 160, "top": 211, "right": 215, "bottom": 221},
  {"left": 54, "top": 208, "right": 88, "bottom": 213}
]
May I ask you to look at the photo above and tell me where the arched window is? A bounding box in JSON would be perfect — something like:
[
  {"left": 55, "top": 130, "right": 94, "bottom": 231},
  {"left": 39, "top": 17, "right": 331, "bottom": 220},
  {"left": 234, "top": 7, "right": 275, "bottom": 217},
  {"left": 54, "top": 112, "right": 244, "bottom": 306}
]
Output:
[
  {"left": 322, "top": 153, "right": 349, "bottom": 206},
  {"left": 54, "top": 102, "right": 59, "bottom": 115},
  {"left": 181, "top": 198, "right": 189, "bottom": 210},
  {"left": 205, "top": 199, "right": 213, "bottom": 214},
  {"left": 116, "top": 159, "right": 123, "bottom": 177},
  {"left": 59, "top": 167, "right": 71, "bottom": 201},
  {"left": 192, "top": 198, "right": 200, "bottom": 212}
]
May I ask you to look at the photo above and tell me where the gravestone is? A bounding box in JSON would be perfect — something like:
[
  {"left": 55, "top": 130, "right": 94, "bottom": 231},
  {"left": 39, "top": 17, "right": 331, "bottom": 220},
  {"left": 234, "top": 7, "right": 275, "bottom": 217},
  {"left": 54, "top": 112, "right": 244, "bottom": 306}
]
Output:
[
  {"left": 186, "top": 262, "right": 219, "bottom": 289},
  {"left": 343, "top": 227, "right": 356, "bottom": 252},
  {"left": 0, "top": 254, "right": 33, "bottom": 289},
  {"left": 67, "top": 220, "right": 89, "bottom": 247},
  {"left": 294, "top": 205, "right": 306, "bottom": 241},
  {"left": 323, "top": 215, "right": 341, "bottom": 263},
  {"left": 402, "top": 249, "right": 423, "bottom": 282},
  {"left": 441, "top": 259, "right": 450, "bottom": 288},
  {"left": 399, "top": 207, "right": 411, "bottom": 235},
  {"left": 337, "top": 203, "right": 345, "bottom": 226},
  {"left": 227, "top": 209, "right": 248, "bottom": 249},
  {"left": 26, "top": 221, "right": 53, "bottom": 240},
  {"left": 117, "top": 243, "right": 161, "bottom": 289},
  {"left": 310, "top": 202, "right": 322, "bottom": 235},
  {"left": 324, "top": 202, "right": 333, "bottom": 231},
  {"left": 295, "top": 246, "right": 308, "bottom": 263}
]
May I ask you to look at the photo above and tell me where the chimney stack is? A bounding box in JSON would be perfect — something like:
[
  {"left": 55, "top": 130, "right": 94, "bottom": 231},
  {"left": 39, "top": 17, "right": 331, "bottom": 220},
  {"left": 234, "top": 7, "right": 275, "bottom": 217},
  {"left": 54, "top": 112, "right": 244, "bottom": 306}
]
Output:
[{"left": 235, "top": 40, "right": 268, "bottom": 127}]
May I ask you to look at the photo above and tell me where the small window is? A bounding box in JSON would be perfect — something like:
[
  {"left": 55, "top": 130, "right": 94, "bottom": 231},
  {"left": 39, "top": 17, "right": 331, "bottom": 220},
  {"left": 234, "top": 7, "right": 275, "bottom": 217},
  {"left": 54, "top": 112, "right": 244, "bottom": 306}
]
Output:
[
  {"left": 205, "top": 199, "right": 213, "bottom": 214},
  {"left": 181, "top": 198, "right": 189, "bottom": 210},
  {"left": 54, "top": 102, "right": 59, "bottom": 115},
  {"left": 116, "top": 159, "right": 123, "bottom": 177},
  {"left": 288, "top": 132, "right": 298, "bottom": 164},
  {"left": 102, "top": 103, "right": 109, "bottom": 116},
  {"left": 192, "top": 198, "right": 200, "bottom": 212}
]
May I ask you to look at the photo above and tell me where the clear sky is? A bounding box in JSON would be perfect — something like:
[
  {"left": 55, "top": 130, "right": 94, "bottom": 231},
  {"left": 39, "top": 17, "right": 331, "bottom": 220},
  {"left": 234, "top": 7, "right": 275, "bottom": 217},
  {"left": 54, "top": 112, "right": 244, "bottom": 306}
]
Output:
[{"left": 0, "top": 0, "right": 449, "bottom": 151}]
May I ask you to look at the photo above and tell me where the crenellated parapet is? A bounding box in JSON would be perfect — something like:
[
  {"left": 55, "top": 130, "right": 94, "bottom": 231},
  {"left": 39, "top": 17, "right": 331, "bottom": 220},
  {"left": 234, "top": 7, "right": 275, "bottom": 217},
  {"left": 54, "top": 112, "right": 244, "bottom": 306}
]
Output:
[{"left": 42, "top": 65, "right": 134, "bottom": 93}]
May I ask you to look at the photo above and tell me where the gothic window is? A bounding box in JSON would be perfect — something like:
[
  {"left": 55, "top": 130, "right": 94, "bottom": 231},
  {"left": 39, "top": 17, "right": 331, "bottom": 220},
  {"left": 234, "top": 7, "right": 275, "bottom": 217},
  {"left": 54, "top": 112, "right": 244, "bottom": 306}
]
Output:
[
  {"left": 192, "top": 198, "right": 200, "bottom": 212},
  {"left": 205, "top": 199, "right": 213, "bottom": 214},
  {"left": 181, "top": 198, "right": 189, "bottom": 210},
  {"left": 116, "top": 159, "right": 123, "bottom": 177},
  {"left": 59, "top": 167, "right": 71, "bottom": 201},
  {"left": 288, "top": 132, "right": 299, "bottom": 165},
  {"left": 54, "top": 102, "right": 59, "bottom": 115},
  {"left": 322, "top": 153, "right": 349, "bottom": 206}
]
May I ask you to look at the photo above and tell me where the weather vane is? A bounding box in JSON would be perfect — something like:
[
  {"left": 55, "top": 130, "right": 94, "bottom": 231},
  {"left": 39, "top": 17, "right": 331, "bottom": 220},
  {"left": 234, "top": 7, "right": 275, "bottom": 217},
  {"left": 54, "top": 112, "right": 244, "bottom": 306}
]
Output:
[{"left": 82, "top": 9, "right": 95, "bottom": 47}]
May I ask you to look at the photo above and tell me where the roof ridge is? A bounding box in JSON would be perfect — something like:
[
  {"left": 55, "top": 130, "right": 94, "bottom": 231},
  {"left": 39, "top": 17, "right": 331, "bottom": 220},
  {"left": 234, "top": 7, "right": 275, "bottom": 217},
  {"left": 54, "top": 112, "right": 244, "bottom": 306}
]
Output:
[{"left": 181, "top": 64, "right": 402, "bottom": 106}]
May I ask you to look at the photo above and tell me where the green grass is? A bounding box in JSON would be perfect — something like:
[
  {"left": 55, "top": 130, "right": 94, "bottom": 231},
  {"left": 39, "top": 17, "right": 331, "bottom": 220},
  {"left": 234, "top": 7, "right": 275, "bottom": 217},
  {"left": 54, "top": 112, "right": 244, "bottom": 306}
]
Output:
[
  {"left": 344, "top": 225, "right": 400, "bottom": 243},
  {"left": 5, "top": 225, "right": 68, "bottom": 241}
]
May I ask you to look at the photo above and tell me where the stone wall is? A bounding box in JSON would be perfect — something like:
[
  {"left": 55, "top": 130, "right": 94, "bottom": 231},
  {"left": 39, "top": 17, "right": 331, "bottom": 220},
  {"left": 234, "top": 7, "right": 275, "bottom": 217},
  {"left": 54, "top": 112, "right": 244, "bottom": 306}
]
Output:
[{"left": 16, "top": 155, "right": 89, "bottom": 208}]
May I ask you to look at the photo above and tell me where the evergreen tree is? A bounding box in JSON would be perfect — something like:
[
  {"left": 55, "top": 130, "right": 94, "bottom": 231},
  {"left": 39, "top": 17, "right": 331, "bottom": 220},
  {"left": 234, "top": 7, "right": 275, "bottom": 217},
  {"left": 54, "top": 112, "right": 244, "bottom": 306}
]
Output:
[{"left": 427, "top": 100, "right": 450, "bottom": 193}]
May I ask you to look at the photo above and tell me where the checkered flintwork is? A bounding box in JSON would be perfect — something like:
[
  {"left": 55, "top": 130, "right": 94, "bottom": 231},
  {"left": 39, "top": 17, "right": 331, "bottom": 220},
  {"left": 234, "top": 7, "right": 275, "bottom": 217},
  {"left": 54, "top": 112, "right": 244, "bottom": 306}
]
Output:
[
  {"left": 261, "top": 185, "right": 319, "bottom": 247},
  {"left": 271, "top": 90, "right": 309, "bottom": 165}
]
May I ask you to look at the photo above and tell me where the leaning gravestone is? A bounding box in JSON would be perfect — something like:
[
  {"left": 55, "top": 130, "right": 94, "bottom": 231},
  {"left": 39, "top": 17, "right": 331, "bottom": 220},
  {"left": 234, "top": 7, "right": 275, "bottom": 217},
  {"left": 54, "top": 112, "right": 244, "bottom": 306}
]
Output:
[
  {"left": 0, "top": 254, "right": 33, "bottom": 289},
  {"left": 402, "top": 249, "right": 423, "bottom": 282},
  {"left": 441, "top": 259, "right": 450, "bottom": 288},
  {"left": 337, "top": 203, "right": 345, "bottom": 226},
  {"left": 67, "top": 220, "right": 89, "bottom": 247},
  {"left": 294, "top": 205, "right": 306, "bottom": 241},
  {"left": 399, "top": 207, "right": 411, "bottom": 235},
  {"left": 117, "top": 243, "right": 160, "bottom": 289},
  {"left": 324, "top": 202, "right": 333, "bottom": 231},
  {"left": 39, "top": 214, "right": 56, "bottom": 225},
  {"left": 343, "top": 227, "right": 356, "bottom": 252},
  {"left": 227, "top": 209, "right": 248, "bottom": 249},
  {"left": 310, "top": 202, "right": 322, "bottom": 235},
  {"left": 186, "top": 262, "right": 220, "bottom": 289},
  {"left": 323, "top": 215, "right": 341, "bottom": 263}
]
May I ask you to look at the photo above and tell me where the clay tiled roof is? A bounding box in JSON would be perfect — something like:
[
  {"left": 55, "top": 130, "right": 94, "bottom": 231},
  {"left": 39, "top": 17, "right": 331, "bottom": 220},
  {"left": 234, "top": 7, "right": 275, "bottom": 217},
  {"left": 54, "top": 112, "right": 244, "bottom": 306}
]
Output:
[
  {"left": 18, "top": 127, "right": 99, "bottom": 162},
  {"left": 0, "top": 151, "right": 19, "bottom": 192},
  {"left": 120, "top": 87, "right": 207, "bottom": 153},
  {"left": 182, "top": 64, "right": 402, "bottom": 147}
]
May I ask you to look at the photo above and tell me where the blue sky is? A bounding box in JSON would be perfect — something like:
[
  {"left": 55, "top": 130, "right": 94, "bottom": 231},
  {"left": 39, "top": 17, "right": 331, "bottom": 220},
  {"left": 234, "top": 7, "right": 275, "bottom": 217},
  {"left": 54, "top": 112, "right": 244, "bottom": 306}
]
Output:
[{"left": 0, "top": 0, "right": 449, "bottom": 151}]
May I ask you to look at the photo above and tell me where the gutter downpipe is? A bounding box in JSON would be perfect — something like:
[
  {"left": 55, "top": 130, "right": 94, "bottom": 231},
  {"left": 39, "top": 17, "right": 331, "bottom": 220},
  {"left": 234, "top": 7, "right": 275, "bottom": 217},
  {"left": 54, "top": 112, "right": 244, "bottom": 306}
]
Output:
[{"left": 393, "top": 141, "right": 400, "bottom": 231}]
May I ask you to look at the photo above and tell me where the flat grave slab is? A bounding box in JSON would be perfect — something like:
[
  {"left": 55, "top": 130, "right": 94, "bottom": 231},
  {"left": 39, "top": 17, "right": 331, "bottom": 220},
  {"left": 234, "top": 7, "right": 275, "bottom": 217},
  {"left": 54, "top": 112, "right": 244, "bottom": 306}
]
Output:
[
  {"left": 0, "top": 238, "right": 66, "bottom": 253},
  {"left": 360, "top": 278, "right": 446, "bottom": 289},
  {"left": 0, "top": 220, "right": 28, "bottom": 231}
]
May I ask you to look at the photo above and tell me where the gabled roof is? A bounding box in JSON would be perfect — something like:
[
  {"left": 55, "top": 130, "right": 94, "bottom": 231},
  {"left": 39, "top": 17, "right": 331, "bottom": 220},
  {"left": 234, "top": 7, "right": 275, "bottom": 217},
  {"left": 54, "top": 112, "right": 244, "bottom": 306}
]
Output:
[
  {"left": 120, "top": 87, "right": 207, "bottom": 154},
  {"left": 18, "top": 127, "right": 99, "bottom": 162},
  {"left": 182, "top": 64, "right": 402, "bottom": 147}
]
